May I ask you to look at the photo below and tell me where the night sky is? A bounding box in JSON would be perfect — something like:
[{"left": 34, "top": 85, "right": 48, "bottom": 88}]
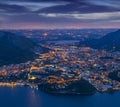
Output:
[{"left": 0, "top": 0, "right": 120, "bottom": 29}]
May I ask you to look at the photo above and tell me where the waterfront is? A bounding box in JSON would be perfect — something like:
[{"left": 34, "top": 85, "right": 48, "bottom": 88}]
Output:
[{"left": 0, "top": 86, "right": 120, "bottom": 107}]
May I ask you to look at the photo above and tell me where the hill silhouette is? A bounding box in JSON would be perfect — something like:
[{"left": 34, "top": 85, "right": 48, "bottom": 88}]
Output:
[
  {"left": 0, "top": 31, "right": 37, "bottom": 66},
  {"left": 79, "top": 29, "right": 120, "bottom": 51}
]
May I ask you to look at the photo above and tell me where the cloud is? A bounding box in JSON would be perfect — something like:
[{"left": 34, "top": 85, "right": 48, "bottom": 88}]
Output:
[
  {"left": 0, "top": 0, "right": 120, "bottom": 29},
  {"left": 0, "top": 3, "right": 30, "bottom": 13},
  {"left": 37, "top": 2, "right": 120, "bottom": 14},
  {"left": 86, "top": 0, "right": 120, "bottom": 8},
  {"left": 1, "top": 0, "right": 120, "bottom": 14},
  {"left": 39, "top": 12, "right": 120, "bottom": 20},
  {"left": 0, "top": 0, "right": 77, "bottom": 3},
  {"left": 1, "top": 1, "right": 68, "bottom": 11}
]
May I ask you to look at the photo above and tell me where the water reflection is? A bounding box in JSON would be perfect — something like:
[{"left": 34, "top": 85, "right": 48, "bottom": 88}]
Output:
[
  {"left": 0, "top": 86, "right": 120, "bottom": 107},
  {"left": 27, "top": 88, "right": 42, "bottom": 107}
]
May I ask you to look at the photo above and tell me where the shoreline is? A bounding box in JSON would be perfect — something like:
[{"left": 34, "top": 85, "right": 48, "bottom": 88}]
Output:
[{"left": 0, "top": 82, "right": 120, "bottom": 96}]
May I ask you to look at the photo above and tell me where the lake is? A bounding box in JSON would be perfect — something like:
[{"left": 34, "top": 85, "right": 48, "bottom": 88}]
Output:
[{"left": 0, "top": 86, "right": 119, "bottom": 107}]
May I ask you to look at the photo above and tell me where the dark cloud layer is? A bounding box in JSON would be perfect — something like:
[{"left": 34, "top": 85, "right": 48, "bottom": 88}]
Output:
[
  {"left": 0, "top": 0, "right": 120, "bottom": 29},
  {"left": 38, "top": 2, "right": 120, "bottom": 14},
  {"left": 0, "top": 3, "right": 30, "bottom": 13}
]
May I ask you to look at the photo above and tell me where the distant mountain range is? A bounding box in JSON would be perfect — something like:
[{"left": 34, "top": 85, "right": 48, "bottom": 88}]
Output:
[
  {"left": 0, "top": 31, "right": 37, "bottom": 66},
  {"left": 79, "top": 29, "right": 120, "bottom": 51}
]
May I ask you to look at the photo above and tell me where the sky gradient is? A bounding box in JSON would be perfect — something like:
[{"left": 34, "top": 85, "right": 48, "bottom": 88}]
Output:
[{"left": 0, "top": 0, "right": 120, "bottom": 29}]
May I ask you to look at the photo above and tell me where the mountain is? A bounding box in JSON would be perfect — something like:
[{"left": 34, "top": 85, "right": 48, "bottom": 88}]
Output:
[
  {"left": 79, "top": 29, "right": 120, "bottom": 51},
  {"left": 0, "top": 31, "right": 37, "bottom": 66}
]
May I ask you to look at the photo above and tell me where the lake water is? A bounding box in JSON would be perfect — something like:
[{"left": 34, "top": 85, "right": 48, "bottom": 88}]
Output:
[{"left": 0, "top": 86, "right": 119, "bottom": 107}]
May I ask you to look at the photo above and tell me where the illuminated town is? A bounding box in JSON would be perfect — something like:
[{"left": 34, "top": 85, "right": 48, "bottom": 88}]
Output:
[
  {"left": 1, "top": 0, "right": 120, "bottom": 106},
  {"left": 0, "top": 39, "right": 120, "bottom": 93}
]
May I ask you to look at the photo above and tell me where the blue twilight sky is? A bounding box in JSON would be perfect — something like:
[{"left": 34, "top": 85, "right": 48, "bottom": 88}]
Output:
[{"left": 0, "top": 0, "right": 120, "bottom": 29}]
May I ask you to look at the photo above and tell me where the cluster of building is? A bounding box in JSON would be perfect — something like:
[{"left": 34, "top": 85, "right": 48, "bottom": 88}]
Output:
[{"left": 0, "top": 43, "right": 120, "bottom": 92}]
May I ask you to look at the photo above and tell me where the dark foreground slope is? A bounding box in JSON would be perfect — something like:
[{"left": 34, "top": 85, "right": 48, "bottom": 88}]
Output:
[
  {"left": 0, "top": 31, "right": 37, "bottom": 66},
  {"left": 79, "top": 29, "right": 120, "bottom": 51}
]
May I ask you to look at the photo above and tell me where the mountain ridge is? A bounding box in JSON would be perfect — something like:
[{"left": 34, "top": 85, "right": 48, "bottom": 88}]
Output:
[
  {"left": 79, "top": 29, "right": 120, "bottom": 51},
  {"left": 0, "top": 31, "right": 37, "bottom": 66}
]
